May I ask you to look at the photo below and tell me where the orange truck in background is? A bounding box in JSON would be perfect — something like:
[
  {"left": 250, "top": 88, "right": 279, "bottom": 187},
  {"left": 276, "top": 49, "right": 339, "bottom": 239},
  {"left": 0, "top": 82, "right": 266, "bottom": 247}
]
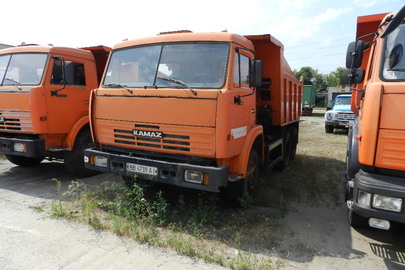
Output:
[
  {"left": 345, "top": 5, "right": 405, "bottom": 229},
  {"left": 0, "top": 45, "right": 110, "bottom": 176},
  {"left": 84, "top": 31, "right": 302, "bottom": 204}
]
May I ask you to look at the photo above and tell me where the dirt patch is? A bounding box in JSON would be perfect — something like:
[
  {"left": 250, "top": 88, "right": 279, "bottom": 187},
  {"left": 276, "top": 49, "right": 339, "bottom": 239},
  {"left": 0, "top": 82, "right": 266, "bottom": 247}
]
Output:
[{"left": 1, "top": 109, "right": 405, "bottom": 269}]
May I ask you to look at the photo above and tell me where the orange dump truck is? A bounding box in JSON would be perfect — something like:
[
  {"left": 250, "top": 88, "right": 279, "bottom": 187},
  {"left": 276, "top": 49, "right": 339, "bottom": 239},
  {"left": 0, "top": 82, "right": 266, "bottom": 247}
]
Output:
[
  {"left": 345, "top": 5, "right": 405, "bottom": 229},
  {"left": 0, "top": 45, "right": 110, "bottom": 176},
  {"left": 84, "top": 31, "right": 302, "bottom": 203}
]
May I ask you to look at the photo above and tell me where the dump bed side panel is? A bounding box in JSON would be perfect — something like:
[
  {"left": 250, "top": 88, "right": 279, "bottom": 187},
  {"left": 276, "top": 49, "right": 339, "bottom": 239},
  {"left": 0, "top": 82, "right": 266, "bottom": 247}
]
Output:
[{"left": 246, "top": 35, "right": 302, "bottom": 127}]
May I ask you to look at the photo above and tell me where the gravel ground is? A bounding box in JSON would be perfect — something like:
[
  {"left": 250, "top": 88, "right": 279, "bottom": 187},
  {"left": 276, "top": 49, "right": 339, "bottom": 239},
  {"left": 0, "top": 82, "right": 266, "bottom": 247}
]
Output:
[
  {"left": 0, "top": 160, "right": 227, "bottom": 270},
  {"left": 1, "top": 111, "right": 405, "bottom": 269}
]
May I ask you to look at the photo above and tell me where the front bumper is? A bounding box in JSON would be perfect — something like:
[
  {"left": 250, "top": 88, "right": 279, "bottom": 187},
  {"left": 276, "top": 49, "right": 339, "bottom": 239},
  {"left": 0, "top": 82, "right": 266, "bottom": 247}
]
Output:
[
  {"left": 84, "top": 149, "right": 228, "bottom": 193},
  {"left": 0, "top": 136, "right": 46, "bottom": 157},
  {"left": 325, "top": 120, "right": 350, "bottom": 128},
  {"left": 350, "top": 170, "right": 405, "bottom": 224}
]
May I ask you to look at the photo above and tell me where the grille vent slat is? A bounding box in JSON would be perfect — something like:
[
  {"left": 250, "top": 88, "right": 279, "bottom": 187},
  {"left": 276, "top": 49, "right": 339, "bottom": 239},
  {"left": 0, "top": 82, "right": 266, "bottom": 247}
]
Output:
[
  {"left": 0, "top": 111, "right": 33, "bottom": 131},
  {"left": 336, "top": 113, "right": 356, "bottom": 121}
]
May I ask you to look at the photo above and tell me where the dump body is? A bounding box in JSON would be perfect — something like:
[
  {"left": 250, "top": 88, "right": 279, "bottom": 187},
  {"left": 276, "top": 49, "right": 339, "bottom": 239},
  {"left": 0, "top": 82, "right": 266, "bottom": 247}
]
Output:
[
  {"left": 0, "top": 45, "right": 110, "bottom": 175},
  {"left": 302, "top": 85, "right": 316, "bottom": 115},
  {"left": 85, "top": 32, "right": 301, "bottom": 201},
  {"left": 345, "top": 6, "right": 405, "bottom": 229}
]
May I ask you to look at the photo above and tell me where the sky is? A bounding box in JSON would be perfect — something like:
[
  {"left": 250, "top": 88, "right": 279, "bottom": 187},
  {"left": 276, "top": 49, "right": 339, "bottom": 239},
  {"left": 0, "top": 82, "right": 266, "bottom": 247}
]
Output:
[{"left": 2, "top": 0, "right": 404, "bottom": 74}]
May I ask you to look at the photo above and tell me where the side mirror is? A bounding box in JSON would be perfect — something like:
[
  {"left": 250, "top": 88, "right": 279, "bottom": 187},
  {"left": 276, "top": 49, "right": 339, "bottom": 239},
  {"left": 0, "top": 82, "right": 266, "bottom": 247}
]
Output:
[
  {"left": 51, "top": 56, "right": 67, "bottom": 97},
  {"left": 346, "top": 41, "right": 366, "bottom": 68},
  {"left": 344, "top": 68, "right": 365, "bottom": 85},
  {"left": 250, "top": 60, "right": 262, "bottom": 87}
]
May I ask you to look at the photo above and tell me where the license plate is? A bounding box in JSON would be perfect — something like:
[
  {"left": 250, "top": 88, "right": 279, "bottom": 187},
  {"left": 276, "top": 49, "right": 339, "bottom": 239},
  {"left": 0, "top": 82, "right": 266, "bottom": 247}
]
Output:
[{"left": 126, "top": 163, "right": 158, "bottom": 176}]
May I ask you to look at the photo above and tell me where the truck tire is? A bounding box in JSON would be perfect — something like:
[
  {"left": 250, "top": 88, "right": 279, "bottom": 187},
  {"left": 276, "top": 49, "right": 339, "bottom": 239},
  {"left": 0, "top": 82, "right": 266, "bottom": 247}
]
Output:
[
  {"left": 64, "top": 129, "right": 99, "bottom": 177},
  {"left": 345, "top": 121, "right": 361, "bottom": 181},
  {"left": 325, "top": 124, "right": 334, "bottom": 133},
  {"left": 5, "top": 154, "right": 43, "bottom": 167},
  {"left": 276, "top": 131, "right": 292, "bottom": 170},
  {"left": 347, "top": 208, "right": 368, "bottom": 228},
  {"left": 289, "top": 126, "right": 298, "bottom": 161},
  {"left": 224, "top": 149, "right": 259, "bottom": 207}
]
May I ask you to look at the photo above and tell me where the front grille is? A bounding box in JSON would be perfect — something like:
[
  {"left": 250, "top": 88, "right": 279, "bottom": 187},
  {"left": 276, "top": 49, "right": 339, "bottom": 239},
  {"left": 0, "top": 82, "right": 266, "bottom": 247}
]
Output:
[
  {"left": 336, "top": 113, "right": 356, "bottom": 121},
  {"left": 0, "top": 118, "right": 20, "bottom": 130},
  {"left": 114, "top": 124, "right": 190, "bottom": 152},
  {"left": 0, "top": 111, "right": 33, "bottom": 132}
]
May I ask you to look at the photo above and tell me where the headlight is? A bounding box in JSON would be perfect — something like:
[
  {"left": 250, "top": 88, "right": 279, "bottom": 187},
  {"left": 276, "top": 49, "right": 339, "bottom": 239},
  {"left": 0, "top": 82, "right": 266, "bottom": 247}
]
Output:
[
  {"left": 13, "top": 142, "right": 25, "bottom": 152},
  {"left": 184, "top": 170, "right": 203, "bottom": 184},
  {"left": 357, "top": 190, "right": 371, "bottom": 207},
  {"left": 326, "top": 113, "right": 333, "bottom": 120},
  {"left": 372, "top": 194, "right": 402, "bottom": 213}
]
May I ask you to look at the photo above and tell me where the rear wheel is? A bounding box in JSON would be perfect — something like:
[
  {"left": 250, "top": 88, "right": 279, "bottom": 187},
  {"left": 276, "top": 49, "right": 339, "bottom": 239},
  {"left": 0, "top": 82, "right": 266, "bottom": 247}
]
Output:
[
  {"left": 5, "top": 154, "right": 43, "bottom": 167},
  {"left": 277, "top": 131, "right": 292, "bottom": 170},
  {"left": 64, "top": 129, "right": 99, "bottom": 177},
  {"left": 289, "top": 127, "right": 298, "bottom": 161}
]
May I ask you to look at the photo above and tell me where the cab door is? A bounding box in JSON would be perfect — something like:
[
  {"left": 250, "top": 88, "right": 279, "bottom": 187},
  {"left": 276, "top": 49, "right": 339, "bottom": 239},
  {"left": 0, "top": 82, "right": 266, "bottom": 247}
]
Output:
[
  {"left": 45, "top": 56, "right": 91, "bottom": 135},
  {"left": 222, "top": 49, "right": 257, "bottom": 157}
]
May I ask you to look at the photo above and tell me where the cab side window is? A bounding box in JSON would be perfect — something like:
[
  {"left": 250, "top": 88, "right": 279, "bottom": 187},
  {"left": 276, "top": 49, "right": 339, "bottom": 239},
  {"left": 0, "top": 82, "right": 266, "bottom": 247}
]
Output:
[
  {"left": 233, "top": 51, "right": 250, "bottom": 88},
  {"left": 51, "top": 60, "right": 86, "bottom": 86}
]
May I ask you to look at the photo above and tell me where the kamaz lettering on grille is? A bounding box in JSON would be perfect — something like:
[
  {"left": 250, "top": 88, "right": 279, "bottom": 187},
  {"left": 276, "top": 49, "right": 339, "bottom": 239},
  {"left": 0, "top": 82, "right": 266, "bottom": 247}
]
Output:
[{"left": 132, "top": 129, "right": 164, "bottom": 139}]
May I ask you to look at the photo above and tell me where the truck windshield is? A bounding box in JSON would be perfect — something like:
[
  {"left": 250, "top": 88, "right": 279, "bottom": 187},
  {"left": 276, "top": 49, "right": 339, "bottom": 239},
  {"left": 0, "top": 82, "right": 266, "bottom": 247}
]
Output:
[
  {"left": 0, "top": 53, "right": 48, "bottom": 87},
  {"left": 103, "top": 43, "right": 229, "bottom": 89},
  {"left": 382, "top": 23, "right": 405, "bottom": 81},
  {"left": 335, "top": 97, "right": 351, "bottom": 105}
]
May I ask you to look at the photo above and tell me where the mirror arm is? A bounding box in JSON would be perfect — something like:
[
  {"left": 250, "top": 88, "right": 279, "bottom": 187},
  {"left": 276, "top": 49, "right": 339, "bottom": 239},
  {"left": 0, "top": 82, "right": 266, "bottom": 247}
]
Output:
[{"left": 350, "top": 87, "right": 364, "bottom": 93}]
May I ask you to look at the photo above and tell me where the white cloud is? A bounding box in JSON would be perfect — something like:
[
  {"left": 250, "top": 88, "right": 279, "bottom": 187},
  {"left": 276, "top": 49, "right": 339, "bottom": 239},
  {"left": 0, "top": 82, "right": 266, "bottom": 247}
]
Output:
[
  {"left": 353, "top": 0, "right": 379, "bottom": 9},
  {"left": 267, "top": 7, "right": 352, "bottom": 46},
  {"left": 275, "top": 0, "right": 321, "bottom": 14},
  {"left": 314, "top": 7, "right": 352, "bottom": 23}
]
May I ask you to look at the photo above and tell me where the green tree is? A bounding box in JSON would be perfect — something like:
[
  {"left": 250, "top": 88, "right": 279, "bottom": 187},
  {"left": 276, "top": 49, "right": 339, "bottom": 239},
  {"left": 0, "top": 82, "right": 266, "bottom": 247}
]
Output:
[
  {"left": 313, "top": 73, "right": 327, "bottom": 92},
  {"left": 294, "top": 66, "right": 318, "bottom": 85},
  {"left": 325, "top": 67, "right": 346, "bottom": 87},
  {"left": 294, "top": 66, "right": 347, "bottom": 92}
]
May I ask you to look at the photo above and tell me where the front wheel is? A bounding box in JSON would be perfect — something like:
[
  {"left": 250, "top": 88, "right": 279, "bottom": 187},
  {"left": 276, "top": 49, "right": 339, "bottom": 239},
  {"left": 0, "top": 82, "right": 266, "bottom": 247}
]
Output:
[
  {"left": 5, "top": 154, "right": 43, "bottom": 167},
  {"left": 224, "top": 149, "right": 259, "bottom": 207},
  {"left": 64, "top": 130, "right": 99, "bottom": 177},
  {"left": 347, "top": 208, "right": 368, "bottom": 228},
  {"left": 345, "top": 121, "right": 361, "bottom": 181},
  {"left": 325, "top": 124, "right": 334, "bottom": 133}
]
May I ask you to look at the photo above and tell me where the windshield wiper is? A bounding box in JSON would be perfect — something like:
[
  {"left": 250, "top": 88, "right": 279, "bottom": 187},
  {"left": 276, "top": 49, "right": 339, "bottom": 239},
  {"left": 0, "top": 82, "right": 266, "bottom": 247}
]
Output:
[
  {"left": 105, "top": 83, "right": 133, "bottom": 94},
  {"left": 157, "top": 76, "right": 197, "bottom": 96},
  {"left": 3, "top": 78, "right": 22, "bottom": 90}
]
